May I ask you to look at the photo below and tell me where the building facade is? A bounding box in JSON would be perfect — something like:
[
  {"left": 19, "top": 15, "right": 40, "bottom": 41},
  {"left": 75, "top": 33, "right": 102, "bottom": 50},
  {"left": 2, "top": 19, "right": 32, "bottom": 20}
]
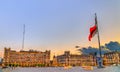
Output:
[
  {"left": 53, "top": 51, "right": 96, "bottom": 66},
  {"left": 3, "top": 48, "right": 50, "bottom": 67},
  {"left": 103, "top": 51, "right": 120, "bottom": 66}
]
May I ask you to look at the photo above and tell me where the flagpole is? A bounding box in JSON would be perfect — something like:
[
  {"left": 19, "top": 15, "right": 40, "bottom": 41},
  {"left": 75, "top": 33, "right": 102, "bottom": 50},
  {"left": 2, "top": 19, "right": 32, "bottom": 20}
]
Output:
[
  {"left": 95, "top": 13, "right": 102, "bottom": 58},
  {"left": 95, "top": 13, "right": 104, "bottom": 68},
  {"left": 22, "top": 24, "right": 25, "bottom": 50}
]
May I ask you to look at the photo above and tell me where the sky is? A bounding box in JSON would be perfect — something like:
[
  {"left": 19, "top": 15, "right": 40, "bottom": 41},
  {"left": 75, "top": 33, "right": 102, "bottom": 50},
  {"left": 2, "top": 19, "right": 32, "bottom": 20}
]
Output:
[{"left": 0, "top": 0, "right": 120, "bottom": 58}]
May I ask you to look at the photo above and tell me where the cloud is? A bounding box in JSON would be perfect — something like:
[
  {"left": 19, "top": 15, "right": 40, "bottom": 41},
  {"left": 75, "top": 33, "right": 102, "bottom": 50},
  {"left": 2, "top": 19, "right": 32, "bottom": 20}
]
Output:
[
  {"left": 78, "top": 46, "right": 108, "bottom": 55},
  {"left": 105, "top": 41, "right": 120, "bottom": 51},
  {"left": 78, "top": 41, "right": 120, "bottom": 55}
]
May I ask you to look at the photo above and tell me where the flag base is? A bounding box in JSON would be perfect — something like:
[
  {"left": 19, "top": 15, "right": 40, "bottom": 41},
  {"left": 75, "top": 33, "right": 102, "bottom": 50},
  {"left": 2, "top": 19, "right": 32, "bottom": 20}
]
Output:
[
  {"left": 97, "top": 57, "right": 105, "bottom": 68},
  {"left": 97, "top": 64, "right": 105, "bottom": 68},
  {"left": 97, "top": 62, "right": 105, "bottom": 68}
]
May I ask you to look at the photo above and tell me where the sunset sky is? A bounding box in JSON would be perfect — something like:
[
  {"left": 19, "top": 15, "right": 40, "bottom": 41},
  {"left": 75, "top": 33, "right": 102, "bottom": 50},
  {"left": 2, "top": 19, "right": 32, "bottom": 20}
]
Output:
[{"left": 0, "top": 0, "right": 120, "bottom": 58}]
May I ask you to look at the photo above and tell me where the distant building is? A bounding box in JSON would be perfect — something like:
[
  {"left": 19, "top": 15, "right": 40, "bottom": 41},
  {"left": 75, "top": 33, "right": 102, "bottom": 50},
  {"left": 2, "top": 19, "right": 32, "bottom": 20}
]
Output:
[
  {"left": 3, "top": 48, "right": 50, "bottom": 67},
  {"left": 53, "top": 51, "right": 96, "bottom": 66},
  {"left": 103, "top": 51, "right": 120, "bottom": 66},
  {"left": 80, "top": 54, "right": 96, "bottom": 66}
]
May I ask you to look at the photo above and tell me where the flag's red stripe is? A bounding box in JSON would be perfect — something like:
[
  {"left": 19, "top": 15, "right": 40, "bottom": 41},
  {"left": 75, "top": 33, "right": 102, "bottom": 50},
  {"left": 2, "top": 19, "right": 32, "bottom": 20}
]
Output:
[{"left": 88, "top": 25, "right": 97, "bottom": 41}]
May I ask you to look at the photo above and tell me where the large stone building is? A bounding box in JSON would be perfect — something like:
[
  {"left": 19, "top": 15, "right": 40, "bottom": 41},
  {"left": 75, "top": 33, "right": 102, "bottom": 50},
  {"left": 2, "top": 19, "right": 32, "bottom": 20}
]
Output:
[
  {"left": 3, "top": 48, "right": 50, "bottom": 67},
  {"left": 53, "top": 51, "right": 96, "bottom": 66},
  {"left": 103, "top": 51, "right": 120, "bottom": 66}
]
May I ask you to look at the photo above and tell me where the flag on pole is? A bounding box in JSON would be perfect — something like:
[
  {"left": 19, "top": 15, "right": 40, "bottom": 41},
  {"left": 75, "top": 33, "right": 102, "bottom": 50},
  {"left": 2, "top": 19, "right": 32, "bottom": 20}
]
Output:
[{"left": 88, "top": 14, "right": 98, "bottom": 41}]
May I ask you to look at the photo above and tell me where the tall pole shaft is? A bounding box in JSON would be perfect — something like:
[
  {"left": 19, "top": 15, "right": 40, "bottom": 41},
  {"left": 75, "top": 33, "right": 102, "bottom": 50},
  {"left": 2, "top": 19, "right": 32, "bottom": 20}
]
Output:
[
  {"left": 22, "top": 24, "right": 25, "bottom": 50},
  {"left": 95, "top": 13, "right": 102, "bottom": 58},
  {"left": 97, "top": 26, "right": 102, "bottom": 58}
]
